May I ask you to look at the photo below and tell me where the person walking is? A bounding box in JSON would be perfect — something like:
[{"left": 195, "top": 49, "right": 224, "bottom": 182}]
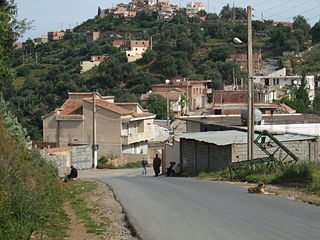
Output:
[
  {"left": 141, "top": 158, "right": 148, "bottom": 175},
  {"left": 153, "top": 154, "right": 161, "bottom": 177}
]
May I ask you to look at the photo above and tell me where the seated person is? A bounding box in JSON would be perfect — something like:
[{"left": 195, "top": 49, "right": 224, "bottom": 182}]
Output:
[
  {"left": 66, "top": 165, "right": 78, "bottom": 181},
  {"left": 166, "top": 162, "right": 176, "bottom": 176},
  {"left": 173, "top": 163, "right": 181, "bottom": 175}
]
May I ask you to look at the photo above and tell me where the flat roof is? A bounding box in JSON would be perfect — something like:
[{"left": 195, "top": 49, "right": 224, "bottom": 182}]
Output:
[
  {"left": 176, "top": 130, "right": 315, "bottom": 146},
  {"left": 255, "top": 123, "right": 320, "bottom": 137},
  {"left": 179, "top": 114, "right": 320, "bottom": 126}
]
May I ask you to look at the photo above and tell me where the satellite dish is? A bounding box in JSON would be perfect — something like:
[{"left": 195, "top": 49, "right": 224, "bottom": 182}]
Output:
[
  {"left": 241, "top": 108, "right": 263, "bottom": 125},
  {"left": 233, "top": 37, "right": 244, "bottom": 44}
]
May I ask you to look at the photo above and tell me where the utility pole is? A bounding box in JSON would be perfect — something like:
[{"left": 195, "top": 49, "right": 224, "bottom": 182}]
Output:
[
  {"left": 92, "top": 91, "right": 98, "bottom": 168},
  {"left": 247, "top": 6, "right": 254, "bottom": 165}
]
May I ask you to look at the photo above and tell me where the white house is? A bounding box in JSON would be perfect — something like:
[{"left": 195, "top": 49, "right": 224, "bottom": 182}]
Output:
[{"left": 254, "top": 68, "right": 315, "bottom": 101}]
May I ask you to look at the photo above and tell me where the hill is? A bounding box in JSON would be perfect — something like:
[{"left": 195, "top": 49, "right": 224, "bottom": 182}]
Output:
[{"left": 5, "top": 6, "right": 320, "bottom": 139}]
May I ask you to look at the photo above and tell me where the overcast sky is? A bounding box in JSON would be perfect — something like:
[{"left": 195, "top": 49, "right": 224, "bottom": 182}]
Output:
[{"left": 16, "top": 0, "right": 320, "bottom": 41}]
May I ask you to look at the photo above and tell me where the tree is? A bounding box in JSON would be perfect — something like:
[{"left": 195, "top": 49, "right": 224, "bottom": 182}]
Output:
[
  {"left": 208, "top": 45, "right": 235, "bottom": 62},
  {"left": 311, "top": 21, "right": 320, "bottom": 43},
  {"left": 147, "top": 94, "right": 167, "bottom": 119},
  {"left": 0, "top": 0, "right": 28, "bottom": 89},
  {"left": 98, "top": 6, "right": 101, "bottom": 16},
  {"left": 293, "top": 15, "right": 310, "bottom": 40}
]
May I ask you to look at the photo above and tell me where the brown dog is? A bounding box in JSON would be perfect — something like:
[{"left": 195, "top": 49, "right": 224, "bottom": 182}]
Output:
[{"left": 248, "top": 182, "right": 266, "bottom": 194}]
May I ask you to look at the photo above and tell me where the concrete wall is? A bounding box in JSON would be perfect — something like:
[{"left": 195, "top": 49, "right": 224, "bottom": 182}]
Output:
[
  {"left": 180, "top": 139, "right": 232, "bottom": 173},
  {"left": 232, "top": 140, "right": 317, "bottom": 163},
  {"left": 186, "top": 121, "right": 201, "bottom": 132},
  {"left": 164, "top": 140, "right": 180, "bottom": 171},
  {"left": 180, "top": 138, "right": 317, "bottom": 174}
]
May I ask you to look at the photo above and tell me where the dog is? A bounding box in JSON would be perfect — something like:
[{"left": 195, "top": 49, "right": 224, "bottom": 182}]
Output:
[{"left": 248, "top": 182, "right": 266, "bottom": 194}]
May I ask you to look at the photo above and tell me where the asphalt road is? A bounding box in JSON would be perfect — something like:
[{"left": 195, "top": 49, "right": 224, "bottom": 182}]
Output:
[{"left": 81, "top": 168, "right": 320, "bottom": 240}]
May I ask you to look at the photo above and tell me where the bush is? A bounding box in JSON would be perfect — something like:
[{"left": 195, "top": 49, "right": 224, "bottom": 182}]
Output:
[
  {"left": 122, "top": 161, "right": 142, "bottom": 168},
  {"left": 0, "top": 119, "right": 63, "bottom": 239}
]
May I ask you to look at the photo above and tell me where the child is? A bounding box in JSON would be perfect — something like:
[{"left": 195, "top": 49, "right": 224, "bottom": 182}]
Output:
[{"left": 141, "top": 158, "right": 148, "bottom": 175}]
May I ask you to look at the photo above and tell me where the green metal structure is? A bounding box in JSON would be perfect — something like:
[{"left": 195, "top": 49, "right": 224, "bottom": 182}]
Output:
[{"left": 229, "top": 130, "right": 299, "bottom": 178}]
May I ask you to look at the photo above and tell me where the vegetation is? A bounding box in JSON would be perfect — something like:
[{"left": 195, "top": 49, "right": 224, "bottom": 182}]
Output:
[
  {"left": 193, "top": 162, "right": 320, "bottom": 195},
  {"left": 1, "top": 3, "right": 320, "bottom": 140}
]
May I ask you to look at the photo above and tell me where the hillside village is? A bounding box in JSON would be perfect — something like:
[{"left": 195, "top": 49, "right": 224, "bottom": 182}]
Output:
[
  {"left": 2, "top": 0, "right": 320, "bottom": 239},
  {"left": 8, "top": 0, "right": 318, "bottom": 173}
]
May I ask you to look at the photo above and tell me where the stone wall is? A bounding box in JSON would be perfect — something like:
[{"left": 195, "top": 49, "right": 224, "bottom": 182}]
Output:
[
  {"left": 43, "top": 145, "right": 92, "bottom": 176},
  {"left": 71, "top": 145, "right": 92, "bottom": 169},
  {"left": 43, "top": 154, "right": 68, "bottom": 176}
]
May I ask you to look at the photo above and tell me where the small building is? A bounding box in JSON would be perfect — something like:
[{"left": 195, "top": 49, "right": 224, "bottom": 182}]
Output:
[
  {"left": 254, "top": 68, "right": 315, "bottom": 101},
  {"left": 80, "top": 55, "right": 107, "bottom": 73},
  {"left": 186, "top": 2, "right": 204, "bottom": 14},
  {"left": 33, "top": 35, "right": 48, "bottom": 45},
  {"left": 86, "top": 32, "right": 100, "bottom": 42},
  {"left": 48, "top": 31, "right": 64, "bottom": 41},
  {"left": 112, "top": 40, "right": 150, "bottom": 62},
  {"left": 178, "top": 130, "right": 317, "bottom": 174}
]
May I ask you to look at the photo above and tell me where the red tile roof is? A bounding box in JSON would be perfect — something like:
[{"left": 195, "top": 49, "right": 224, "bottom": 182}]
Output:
[
  {"left": 84, "top": 98, "right": 133, "bottom": 115},
  {"left": 48, "top": 147, "right": 70, "bottom": 154},
  {"left": 59, "top": 99, "right": 83, "bottom": 115}
]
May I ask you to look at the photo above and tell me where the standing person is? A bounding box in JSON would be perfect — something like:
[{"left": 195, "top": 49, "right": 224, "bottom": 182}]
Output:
[
  {"left": 141, "top": 158, "right": 148, "bottom": 175},
  {"left": 153, "top": 154, "right": 161, "bottom": 177}
]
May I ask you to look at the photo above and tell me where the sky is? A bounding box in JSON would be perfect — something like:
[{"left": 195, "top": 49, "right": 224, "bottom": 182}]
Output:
[{"left": 16, "top": 0, "right": 320, "bottom": 42}]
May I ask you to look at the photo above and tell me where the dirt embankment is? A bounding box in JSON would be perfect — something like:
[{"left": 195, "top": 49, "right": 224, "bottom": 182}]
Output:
[{"left": 64, "top": 179, "right": 139, "bottom": 240}]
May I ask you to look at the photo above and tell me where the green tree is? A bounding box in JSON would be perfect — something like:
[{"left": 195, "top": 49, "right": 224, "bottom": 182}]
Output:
[
  {"left": 147, "top": 94, "right": 167, "bottom": 119},
  {"left": 311, "top": 21, "right": 320, "bottom": 43},
  {"left": 0, "top": 0, "right": 27, "bottom": 89},
  {"left": 208, "top": 45, "right": 235, "bottom": 62}
]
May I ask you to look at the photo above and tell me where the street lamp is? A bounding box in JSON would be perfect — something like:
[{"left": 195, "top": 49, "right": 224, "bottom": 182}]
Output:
[{"left": 165, "top": 79, "right": 170, "bottom": 126}]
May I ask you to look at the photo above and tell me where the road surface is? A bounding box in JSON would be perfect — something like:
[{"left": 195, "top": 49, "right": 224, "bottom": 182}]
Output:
[{"left": 81, "top": 168, "right": 320, "bottom": 240}]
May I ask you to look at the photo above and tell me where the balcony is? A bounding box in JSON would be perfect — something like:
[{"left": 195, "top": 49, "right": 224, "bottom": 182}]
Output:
[{"left": 121, "top": 132, "right": 153, "bottom": 145}]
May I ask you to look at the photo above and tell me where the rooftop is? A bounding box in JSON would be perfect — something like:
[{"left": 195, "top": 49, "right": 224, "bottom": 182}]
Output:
[
  {"left": 179, "top": 114, "right": 320, "bottom": 126},
  {"left": 176, "top": 130, "right": 315, "bottom": 146}
]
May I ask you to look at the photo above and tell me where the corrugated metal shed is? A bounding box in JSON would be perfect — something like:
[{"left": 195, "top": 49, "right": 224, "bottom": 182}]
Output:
[{"left": 176, "top": 130, "right": 316, "bottom": 146}]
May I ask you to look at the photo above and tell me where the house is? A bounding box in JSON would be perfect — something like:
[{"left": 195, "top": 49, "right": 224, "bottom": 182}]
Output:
[
  {"left": 47, "top": 31, "right": 64, "bottom": 41},
  {"left": 80, "top": 55, "right": 107, "bottom": 73},
  {"left": 265, "top": 19, "right": 294, "bottom": 30},
  {"left": 150, "top": 78, "right": 209, "bottom": 111},
  {"left": 211, "top": 87, "right": 295, "bottom": 115},
  {"left": 141, "top": 88, "right": 185, "bottom": 117},
  {"left": 33, "top": 35, "right": 48, "bottom": 45},
  {"left": 226, "top": 53, "right": 262, "bottom": 72},
  {"left": 177, "top": 130, "right": 317, "bottom": 174},
  {"left": 112, "top": 40, "right": 150, "bottom": 62},
  {"left": 86, "top": 32, "right": 100, "bottom": 42},
  {"left": 158, "top": 0, "right": 171, "bottom": 6},
  {"left": 186, "top": 2, "right": 204, "bottom": 14},
  {"left": 254, "top": 68, "right": 315, "bottom": 101},
  {"left": 42, "top": 92, "right": 156, "bottom": 161}
]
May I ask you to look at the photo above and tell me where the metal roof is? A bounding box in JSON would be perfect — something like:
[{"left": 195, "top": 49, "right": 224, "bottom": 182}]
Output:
[{"left": 176, "top": 130, "right": 315, "bottom": 146}]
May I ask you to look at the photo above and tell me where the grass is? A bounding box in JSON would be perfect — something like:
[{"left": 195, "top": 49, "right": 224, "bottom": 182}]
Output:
[
  {"left": 191, "top": 162, "right": 320, "bottom": 195},
  {"left": 121, "top": 161, "right": 142, "bottom": 168},
  {"left": 71, "top": 198, "right": 110, "bottom": 235},
  {"left": 65, "top": 180, "right": 112, "bottom": 236}
]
